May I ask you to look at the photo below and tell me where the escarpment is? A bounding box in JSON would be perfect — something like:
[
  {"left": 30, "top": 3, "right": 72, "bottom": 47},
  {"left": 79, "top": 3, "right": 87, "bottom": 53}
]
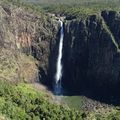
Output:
[
  {"left": 1, "top": 1, "right": 120, "bottom": 97},
  {"left": 62, "top": 14, "right": 120, "bottom": 96},
  {"left": 0, "top": 3, "right": 59, "bottom": 83},
  {"left": 101, "top": 10, "right": 120, "bottom": 50}
]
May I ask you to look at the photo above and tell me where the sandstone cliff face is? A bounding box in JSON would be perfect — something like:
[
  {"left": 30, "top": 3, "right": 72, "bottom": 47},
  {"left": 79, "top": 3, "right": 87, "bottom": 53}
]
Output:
[
  {"left": 0, "top": 2, "right": 59, "bottom": 83},
  {"left": 62, "top": 14, "right": 120, "bottom": 96}
]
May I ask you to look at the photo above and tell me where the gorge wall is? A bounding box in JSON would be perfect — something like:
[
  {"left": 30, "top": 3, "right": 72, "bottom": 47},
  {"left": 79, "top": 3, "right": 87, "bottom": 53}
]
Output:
[
  {"left": 62, "top": 12, "right": 120, "bottom": 97},
  {"left": 0, "top": 2, "right": 59, "bottom": 84},
  {"left": 1, "top": 1, "right": 120, "bottom": 97}
]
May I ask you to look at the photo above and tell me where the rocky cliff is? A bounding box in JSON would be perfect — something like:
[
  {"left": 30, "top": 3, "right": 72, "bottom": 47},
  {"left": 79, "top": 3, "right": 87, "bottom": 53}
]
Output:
[
  {"left": 62, "top": 13, "right": 120, "bottom": 97},
  {"left": 1, "top": 1, "right": 120, "bottom": 97},
  {"left": 0, "top": 1, "right": 59, "bottom": 84}
]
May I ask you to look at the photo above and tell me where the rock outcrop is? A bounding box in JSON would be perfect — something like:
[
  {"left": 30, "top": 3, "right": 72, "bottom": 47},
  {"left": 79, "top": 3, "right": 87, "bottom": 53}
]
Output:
[
  {"left": 62, "top": 14, "right": 120, "bottom": 96},
  {"left": 101, "top": 10, "right": 120, "bottom": 49},
  {"left": 0, "top": 2, "right": 59, "bottom": 84}
]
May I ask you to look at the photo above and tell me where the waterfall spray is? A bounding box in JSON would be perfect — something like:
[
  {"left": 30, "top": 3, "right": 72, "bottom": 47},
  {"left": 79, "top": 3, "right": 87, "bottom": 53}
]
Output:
[{"left": 54, "top": 19, "right": 64, "bottom": 94}]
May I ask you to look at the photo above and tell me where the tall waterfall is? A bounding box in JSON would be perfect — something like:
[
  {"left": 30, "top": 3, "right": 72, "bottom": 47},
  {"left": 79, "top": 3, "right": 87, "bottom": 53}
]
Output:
[{"left": 54, "top": 19, "right": 64, "bottom": 94}]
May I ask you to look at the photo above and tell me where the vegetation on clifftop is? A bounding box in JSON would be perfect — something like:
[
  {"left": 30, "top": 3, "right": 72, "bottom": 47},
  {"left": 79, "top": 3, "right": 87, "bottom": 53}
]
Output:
[
  {"left": 21, "top": 0, "right": 120, "bottom": 18},
  {"left": 3, "top": 0, "right": 120, "bottom": 19}
]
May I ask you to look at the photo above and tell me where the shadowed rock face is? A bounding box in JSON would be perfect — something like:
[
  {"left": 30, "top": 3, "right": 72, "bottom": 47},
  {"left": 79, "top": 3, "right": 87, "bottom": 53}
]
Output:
[
  {"left": 2, "top": 1, "right": 120, "bottom": 97},
  {"left": 101, "top": 10, "right": 120, "bottom": 47},
  {"left": 62, "top": 14, "right": 120, "bottom": 96}
]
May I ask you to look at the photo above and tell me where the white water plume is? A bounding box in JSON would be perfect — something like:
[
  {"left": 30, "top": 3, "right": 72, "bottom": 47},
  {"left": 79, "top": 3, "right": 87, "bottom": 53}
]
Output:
[{"left": 55, "top": 19, "right": 64, "bottom": 84}]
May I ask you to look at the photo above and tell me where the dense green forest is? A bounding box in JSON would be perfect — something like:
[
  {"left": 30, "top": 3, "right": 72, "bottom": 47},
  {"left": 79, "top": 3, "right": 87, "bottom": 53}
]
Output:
[
  {"left": 6, "top": 0, "right": 120, "bottom": 18},
  {"left": 0, "top": 80, "right": 84, "bottom": 120}
]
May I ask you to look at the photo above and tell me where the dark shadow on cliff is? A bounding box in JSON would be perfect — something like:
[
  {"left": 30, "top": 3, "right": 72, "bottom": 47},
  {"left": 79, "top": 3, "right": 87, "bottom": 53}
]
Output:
[
  {"left": 34, "top": 13, "right": 120, "bottom": 106},
  {"left": 59, "top": 81, "right": 120, "bottom": 106},
  {"left": 47, "top": 24, "right": 63, "bottom": 90},
  {"left": 39, "top": 67, "right": 48, "bottom": 84},
  {"left": 38, "top": 66, "right": 120, "bottom": 106}
]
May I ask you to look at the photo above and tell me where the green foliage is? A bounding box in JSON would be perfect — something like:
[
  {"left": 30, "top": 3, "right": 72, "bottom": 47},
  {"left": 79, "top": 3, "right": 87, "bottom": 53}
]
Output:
[
  {"left": 2, "top": 0, "right": 44, "bottom": 16},
  {"left": 4, "top": 0, "right": 120, "bottom": 19},
  {"left": 106, "top": 112, "right": 120, "bottom": 120},
  {"left": 43, "top": 2, "right": 120, "bottom": 19},
  {"left": 0, "top": 80, "right": 120, "bottom": 120},
  {"left": 0, "top": 80, "right": 84, "bottom": 120}
]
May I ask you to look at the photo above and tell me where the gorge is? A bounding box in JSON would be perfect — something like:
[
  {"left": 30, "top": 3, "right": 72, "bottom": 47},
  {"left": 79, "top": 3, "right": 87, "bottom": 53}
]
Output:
[
  {"left": 29, "top": 11, "right": 120, "bottom": 101},
  {"left": 2, "top": 0, "right": 120, "bottom": 119}
]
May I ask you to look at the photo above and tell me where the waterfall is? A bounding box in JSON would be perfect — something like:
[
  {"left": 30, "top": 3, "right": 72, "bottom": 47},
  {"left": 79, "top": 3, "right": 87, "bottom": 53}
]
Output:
[{"left": 54, "top": 19, "right": 64, "bottom": 94}]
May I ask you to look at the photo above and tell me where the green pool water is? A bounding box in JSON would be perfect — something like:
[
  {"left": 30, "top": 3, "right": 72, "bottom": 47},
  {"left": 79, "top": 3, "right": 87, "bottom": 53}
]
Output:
[{"left": 55, "top": 95, "right": 84, "bottom": 110}]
